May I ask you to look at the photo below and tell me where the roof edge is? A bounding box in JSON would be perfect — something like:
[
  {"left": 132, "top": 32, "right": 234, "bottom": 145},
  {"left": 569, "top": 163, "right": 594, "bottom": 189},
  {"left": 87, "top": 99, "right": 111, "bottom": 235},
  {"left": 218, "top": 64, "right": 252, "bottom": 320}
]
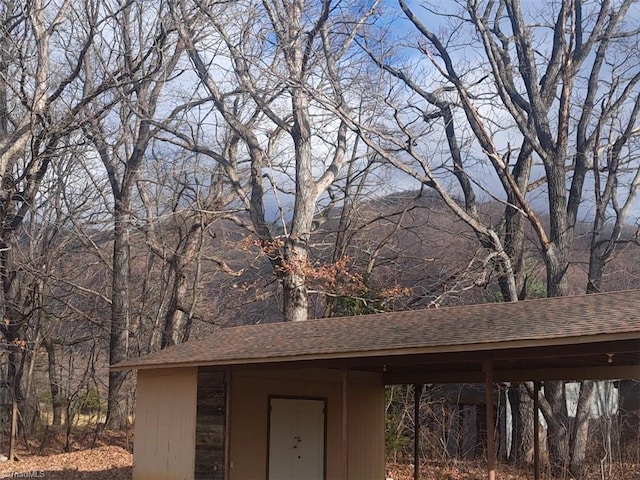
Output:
[{"left": 111, "top": 330, "right": 640, "bottom": 371}]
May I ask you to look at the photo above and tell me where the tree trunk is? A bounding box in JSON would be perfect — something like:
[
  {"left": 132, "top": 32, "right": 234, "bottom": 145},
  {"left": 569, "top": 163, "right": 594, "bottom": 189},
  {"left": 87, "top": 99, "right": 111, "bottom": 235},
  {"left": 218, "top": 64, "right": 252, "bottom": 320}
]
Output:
[
  {"left": 570, "top": 381, "right": 595, "bottom": 479},
  {"left": 542, "top": 253, "right": 573, "bottom": 475},
  {"left": 499, "top": 142, "right": 533, "bottom": 302},
  {"left": 2, "top": 249, "right": 26, "bottom": 428},
  {"left": 161, "top": 269, "right": 194, "bottom": 348},
  {"left": 161, "top": 280, "right": 190, "bottom": 348},
  {"left": 618, "top": 380, "right": 640, "bottom": 457},
  {"left": 106, "top": 206, "right": 131, "bottom": 430},
  {"left": 544, "top": 381, "right": 571, "bottom": 475},
  {"left": 44, "top": 340, "right": 65, "bottom": 427},
  {"left": 281, "top": 238, "right": 309, "bottom": 322},
  {"left": 161, "top": 223, "right": 204, "bottom": 348},
  {"left": 508, "top": 383, "right": 536, "bottom": 465}
]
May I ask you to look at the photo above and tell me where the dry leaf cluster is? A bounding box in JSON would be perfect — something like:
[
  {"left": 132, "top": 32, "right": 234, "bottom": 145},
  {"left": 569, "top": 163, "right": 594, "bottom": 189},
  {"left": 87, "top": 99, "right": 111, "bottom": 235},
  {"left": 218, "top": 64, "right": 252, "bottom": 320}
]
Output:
[{"left": 0, "top": 446, "right": 132, "bottom": 480}]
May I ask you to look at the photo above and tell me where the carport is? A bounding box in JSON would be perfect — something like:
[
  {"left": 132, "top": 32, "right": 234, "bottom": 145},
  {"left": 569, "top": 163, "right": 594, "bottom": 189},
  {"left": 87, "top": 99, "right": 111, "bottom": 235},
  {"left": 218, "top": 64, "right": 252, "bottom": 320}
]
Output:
[{"left": 114, "top": 290, "right": 640, "bottom": 480}]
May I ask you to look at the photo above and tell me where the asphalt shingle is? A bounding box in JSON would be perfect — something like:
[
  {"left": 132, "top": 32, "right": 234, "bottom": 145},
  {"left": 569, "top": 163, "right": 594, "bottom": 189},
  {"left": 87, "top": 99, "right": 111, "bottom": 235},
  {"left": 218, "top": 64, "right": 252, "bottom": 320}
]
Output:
[{"left": 113, "top": 290, "right": 640, "bottom": 370}]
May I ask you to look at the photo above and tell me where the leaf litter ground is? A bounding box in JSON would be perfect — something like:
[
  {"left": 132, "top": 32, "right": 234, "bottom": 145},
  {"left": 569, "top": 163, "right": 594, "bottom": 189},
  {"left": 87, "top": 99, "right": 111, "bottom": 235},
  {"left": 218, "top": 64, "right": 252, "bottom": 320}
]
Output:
[{"left": 1, "top": 433, "right": 638, "bottom": 479}]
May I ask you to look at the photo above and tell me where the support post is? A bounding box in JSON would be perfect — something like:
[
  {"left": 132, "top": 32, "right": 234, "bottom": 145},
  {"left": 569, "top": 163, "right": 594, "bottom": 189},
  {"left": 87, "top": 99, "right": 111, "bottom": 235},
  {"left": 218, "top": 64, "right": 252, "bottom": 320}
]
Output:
[
  {"left": 414, "top": 384, "right": 423, "bottom": 480},
  {"left": 342, "top": 366, "right": 349, "bottom": 480},
  {"left": 224, "top": 368, "right": 232, "bottom": 480},
  {"left": 534, "top": 381, "right": 541, "bottom": 480},
  {"left": 483, "top": 361, "right": 496, "bottom": 480}
]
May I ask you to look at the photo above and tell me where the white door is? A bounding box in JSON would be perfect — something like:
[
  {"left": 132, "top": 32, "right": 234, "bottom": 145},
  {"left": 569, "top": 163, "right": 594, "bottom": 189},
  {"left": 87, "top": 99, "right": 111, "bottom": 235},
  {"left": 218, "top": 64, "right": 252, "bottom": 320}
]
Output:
[{"left": 268, "top": 398, "right": 325, "bottom": 480}]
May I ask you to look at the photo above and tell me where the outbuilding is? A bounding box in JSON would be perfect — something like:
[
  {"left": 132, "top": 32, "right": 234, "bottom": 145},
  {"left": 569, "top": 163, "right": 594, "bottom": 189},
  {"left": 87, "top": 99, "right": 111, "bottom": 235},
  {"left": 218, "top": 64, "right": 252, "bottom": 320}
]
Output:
[{"left": 113, "top": 290, "right": 640, "bottom": 480}]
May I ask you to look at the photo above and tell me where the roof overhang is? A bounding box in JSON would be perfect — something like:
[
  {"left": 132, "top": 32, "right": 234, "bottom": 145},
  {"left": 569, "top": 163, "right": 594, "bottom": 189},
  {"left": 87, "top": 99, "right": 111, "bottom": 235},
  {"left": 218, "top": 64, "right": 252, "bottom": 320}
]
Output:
[{"left": 116, "top": 335, "right": 639, "bottom": 384}]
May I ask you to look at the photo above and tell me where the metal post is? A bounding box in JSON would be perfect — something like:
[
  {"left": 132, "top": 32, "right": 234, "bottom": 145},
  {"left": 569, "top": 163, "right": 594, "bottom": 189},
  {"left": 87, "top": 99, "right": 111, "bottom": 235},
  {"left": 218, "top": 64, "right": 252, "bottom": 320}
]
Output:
[
  {"left": 534, "top": 381, "right": 541, "bottom": 480},
  {"left": 414, "top": 384, "right": 423, "bottom": 480},
  {"left": 224, "top": 368, "right": 232, "bottom": 480}
]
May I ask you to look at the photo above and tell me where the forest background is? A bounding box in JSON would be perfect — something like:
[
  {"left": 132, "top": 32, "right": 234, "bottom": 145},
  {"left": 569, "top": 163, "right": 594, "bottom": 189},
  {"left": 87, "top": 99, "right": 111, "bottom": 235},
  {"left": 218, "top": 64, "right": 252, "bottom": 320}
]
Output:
[{"left": 0, "top": 0, "right": 639, "bottom": 478}]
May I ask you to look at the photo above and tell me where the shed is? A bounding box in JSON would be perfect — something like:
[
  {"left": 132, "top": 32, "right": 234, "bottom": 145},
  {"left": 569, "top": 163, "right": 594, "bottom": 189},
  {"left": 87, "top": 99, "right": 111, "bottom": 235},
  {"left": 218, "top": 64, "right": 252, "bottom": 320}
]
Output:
[{"left": 113, "top": 290, "right": 640, "bottom": 480}]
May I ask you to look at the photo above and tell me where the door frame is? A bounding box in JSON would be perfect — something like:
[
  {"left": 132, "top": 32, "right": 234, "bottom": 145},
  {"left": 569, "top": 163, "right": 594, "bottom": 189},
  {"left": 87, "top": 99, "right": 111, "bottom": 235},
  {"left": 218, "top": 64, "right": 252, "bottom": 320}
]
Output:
[{"left": 266, "top": 395, "right": 328, "bottom": 480}]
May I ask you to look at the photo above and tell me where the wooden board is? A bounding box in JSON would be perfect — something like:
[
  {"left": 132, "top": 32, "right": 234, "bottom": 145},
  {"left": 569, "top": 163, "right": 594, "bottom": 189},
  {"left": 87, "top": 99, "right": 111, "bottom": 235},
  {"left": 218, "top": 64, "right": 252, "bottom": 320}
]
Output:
[{"left": 195, "top": 369, "right": 226, "bottom": 480}]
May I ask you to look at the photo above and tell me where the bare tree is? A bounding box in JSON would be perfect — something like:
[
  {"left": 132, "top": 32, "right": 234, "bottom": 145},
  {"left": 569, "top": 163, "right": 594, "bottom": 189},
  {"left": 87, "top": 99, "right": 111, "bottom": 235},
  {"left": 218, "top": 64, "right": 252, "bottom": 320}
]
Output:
[
  {"left": 0, "top": 0, "right": 118, "bottom": 442},
  {"left": 169, "top": 0, "right": 380, "bottom": 321},
  {"left": 136, "top": 148, "right": 241, "bottom": 349},
  {"left": 353, "top": 0, "right": 639, "bottom": 475},
  {"left": 33, "top": 143, "right": 114, "bottom": 432},
  {"left": 83, "top": 0, "right": 184, "bottom": 429}
]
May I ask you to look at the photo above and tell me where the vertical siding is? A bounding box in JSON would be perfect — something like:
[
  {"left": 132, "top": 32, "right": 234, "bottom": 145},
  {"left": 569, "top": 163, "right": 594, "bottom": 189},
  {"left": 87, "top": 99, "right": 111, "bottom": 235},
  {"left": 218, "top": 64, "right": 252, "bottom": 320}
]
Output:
[
  {"left": 347, "top": 381, "right": 385, "bottom": 479},
  {"left": 134, "top": 368, "right": 198, "bottom": 480},
  {"left": 228, "top": 369, "right": 384, "bottom": 480}
]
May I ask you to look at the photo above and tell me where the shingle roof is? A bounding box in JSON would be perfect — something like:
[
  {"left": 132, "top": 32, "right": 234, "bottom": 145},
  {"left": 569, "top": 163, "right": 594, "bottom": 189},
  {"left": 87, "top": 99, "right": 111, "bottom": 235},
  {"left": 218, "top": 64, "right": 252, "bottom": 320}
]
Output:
[{"left": 113, "top": 290, "right": 640, "bottom": 371}]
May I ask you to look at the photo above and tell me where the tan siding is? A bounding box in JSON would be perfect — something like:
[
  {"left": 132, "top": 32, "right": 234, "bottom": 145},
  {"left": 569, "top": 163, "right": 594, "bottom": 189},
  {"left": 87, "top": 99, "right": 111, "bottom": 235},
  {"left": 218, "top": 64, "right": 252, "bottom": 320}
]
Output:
[
  {"left": 228, "top": 369, "right": 384, "bottom": 480},
  {"left": 348, "top": 382, "right": 386, "bottom": 479},
  {"left": 134, "top": 368, "right": 198, "bottom": 480}
]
